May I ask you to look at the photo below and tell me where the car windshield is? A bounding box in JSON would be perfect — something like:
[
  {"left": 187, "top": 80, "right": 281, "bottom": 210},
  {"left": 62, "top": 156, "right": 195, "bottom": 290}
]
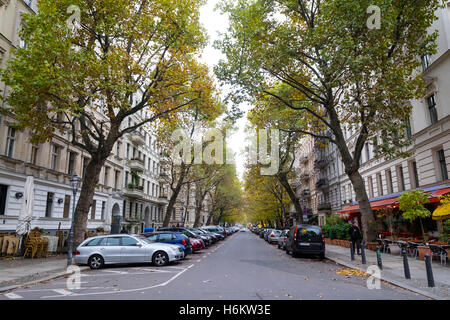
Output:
[{"left": 189, "top": 229, "right": 202, "bottom": 234}]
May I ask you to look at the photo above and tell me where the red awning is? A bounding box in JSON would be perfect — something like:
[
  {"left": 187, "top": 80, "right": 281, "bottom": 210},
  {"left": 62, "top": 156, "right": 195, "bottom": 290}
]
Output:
[
  {"left": 338, "top": 197, "right": 398, "bottom": 214},
  {"left": 338, "top": 187, "right": 450, "bottom": 214}
]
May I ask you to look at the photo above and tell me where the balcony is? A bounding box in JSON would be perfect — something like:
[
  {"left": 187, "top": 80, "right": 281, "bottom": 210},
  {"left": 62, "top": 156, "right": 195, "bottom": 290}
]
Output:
[
  {"left": 302, "top": 189, "right": 311, "bottom": 197},
  {"left": 300, "top": 171, "right": 311, "bottom": 181},
  {"left": 315, "top": 178, "right": 329, "bottom": 189},
  {"left": 127, "top": 158, "right": 144, "bottom": 171},
  {"left": 314, "top": 157, "right": 329, "bottom": 169},
  {"left": 129, "top": 132, "right": 145, "bottom": 146},
  {"left": 124, "top": 185, "right": 144, "bottom": 199},
  {"left": 318, "top": 202, "right": 332, "bottom": 211}
]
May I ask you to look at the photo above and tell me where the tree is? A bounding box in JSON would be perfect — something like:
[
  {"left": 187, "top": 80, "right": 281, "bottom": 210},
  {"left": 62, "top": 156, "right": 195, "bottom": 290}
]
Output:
[
  {"left": 214, "top": 0, "right": 441, "bottom": 241},
  {"left": 248, "top": 87, "right": 308, "bottom": 223},
  {"left": 243, "top": 165, "right": 290, "bottom": 228},
  {"left": 1, "top": 0, "right": 215, "bottom": 246},
  {"left": 207, "top": 165, "right": 243, "bottom": 225},
  {"left": 399, "top": 190, "right": 431, "bottom": 240}
]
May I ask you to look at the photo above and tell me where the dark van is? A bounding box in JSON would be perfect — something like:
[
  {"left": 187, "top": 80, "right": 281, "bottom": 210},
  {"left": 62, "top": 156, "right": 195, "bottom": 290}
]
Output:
[{"left": 285, "top": 224, "right": 325, "bottom": 259}]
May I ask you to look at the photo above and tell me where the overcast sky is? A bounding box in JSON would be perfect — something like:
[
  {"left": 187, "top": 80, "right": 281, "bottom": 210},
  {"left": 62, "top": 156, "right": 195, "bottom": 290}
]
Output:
[{"left": 199, "top": 0, "right": 251, "bottom": 181}]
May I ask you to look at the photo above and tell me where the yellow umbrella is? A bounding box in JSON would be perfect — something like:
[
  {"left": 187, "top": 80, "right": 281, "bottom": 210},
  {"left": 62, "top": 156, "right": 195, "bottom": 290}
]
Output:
[{"left": 432, "top": 203, "right": 450, "bottom": 220}]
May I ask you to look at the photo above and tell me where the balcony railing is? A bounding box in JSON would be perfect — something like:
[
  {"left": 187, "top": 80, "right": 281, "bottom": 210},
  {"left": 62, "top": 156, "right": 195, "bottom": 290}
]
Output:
[
  {"left": 129, "top": 132, "right": 145, "bottom": 146},
  {"left": 318, "top": 202, "right": 331, "bottom": 211},
  {"left": 315, "top": 178, "right": 329, "bottom": 189},
  {"left": 302, "top": 189, "right": 311, "bottom": 197},
  {"left": 124, "top": 185, "right": 144, "bottom": 198},
  {"left": 127, "top": 158, "right": 144, "bottom": 171}
]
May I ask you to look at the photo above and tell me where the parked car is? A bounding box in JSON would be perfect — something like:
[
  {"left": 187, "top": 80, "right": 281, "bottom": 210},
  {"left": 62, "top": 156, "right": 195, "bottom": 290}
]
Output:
[
  {"left": 188, "top": 228, "right": 214, "bottom": 245},
  {"left": 277, "top": 229, "right": 289, "bottom": 250},
  {"left": 267, "top": 230, "right": 282, "bottom": 244},
  {"left": 201, "top": 226, "right": 227, "bottom": 238},
  {"left": 190, "top": 237, "right": 205, "bottom": 252},
  {"left": 75, "top": 234, "right": 184, "bottom": 269},
  {"left": 263, "top": 229, "right": 273, "bottom": 240},
  {"left": 158, "top": 227, "right": 211, "bottom": 246},
  {"left": 191, "top": 228, "right": 220, "bottom": 243},
  {"left": 140, "top": 231, "right": 193, "bottom": 257},
  {"left": 285, "top": 225, "right": 325, "bottom": 259}
]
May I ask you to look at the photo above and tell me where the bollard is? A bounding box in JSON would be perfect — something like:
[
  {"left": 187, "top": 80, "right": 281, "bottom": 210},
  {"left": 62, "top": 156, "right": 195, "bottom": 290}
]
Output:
[
  {"left": 401, "top": 248, "right": 411, "bottom": 279},
  {"left": 424, "top": 254, "right": 435, "bottom": 287},
  {"left": 350, "top": 241, "right": 355, "bottom": 261},
  {"left": 361, "top": 243, "right": 366, "bottom": 264},
  {"left": 376, "top": 246, "right": 383, "bottom": 270}
]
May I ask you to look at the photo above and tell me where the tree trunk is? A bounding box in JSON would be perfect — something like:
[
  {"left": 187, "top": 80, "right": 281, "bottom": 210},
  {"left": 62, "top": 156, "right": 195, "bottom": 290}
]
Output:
[
  {"left": 163, "top": 184, "right": 183, "bottom": 227},
  {"left": 278, "top": 173, "right": 303, "bottom": 223},
  {"left": 73, "top": 155, "right": 108, "bottom": 248},
  {"left": 348, "top": 170, "right": 376, "bottom": 243}
]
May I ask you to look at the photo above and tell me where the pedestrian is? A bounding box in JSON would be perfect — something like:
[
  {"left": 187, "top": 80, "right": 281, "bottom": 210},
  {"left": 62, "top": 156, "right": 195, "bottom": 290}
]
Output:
[
  {"left": 349, "top": 221, "right": 361, "bottom": 255},
  {"left": 120, "top": 228, "right": 128, "bottom": 234}
]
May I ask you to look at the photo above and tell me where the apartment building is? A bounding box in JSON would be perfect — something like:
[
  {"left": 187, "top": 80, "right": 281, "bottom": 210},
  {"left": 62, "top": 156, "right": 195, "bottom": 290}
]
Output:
[
  {"left": 314, "top": 132, "right": 343, "bottom": 226},
  {"left": 291, "top": 135, "right": 317, "bottom": 225},
  {"left": 172, "top": 182, "right": 210, "bottom": 228},
  {"left": 0, "top": 1, "right": 170, "bottom": 235},
  {"left": 121, "top": 110, "right": 169, "bottom": 233},
  {"left": 337, "top": 4, "right": 450, "bottom": 226},
  {"left": 0, "top": 1, "right": 125, "bottom": 234}
]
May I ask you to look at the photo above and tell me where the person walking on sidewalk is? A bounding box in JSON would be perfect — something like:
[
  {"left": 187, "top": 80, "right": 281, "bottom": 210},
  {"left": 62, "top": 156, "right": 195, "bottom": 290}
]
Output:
[{"left": 349, "top": 221, "right": 361, "bottom": 255}]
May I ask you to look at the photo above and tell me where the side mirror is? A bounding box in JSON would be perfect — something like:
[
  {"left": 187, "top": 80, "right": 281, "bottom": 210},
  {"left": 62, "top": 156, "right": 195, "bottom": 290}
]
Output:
[{"left": 136, "top": 243, "right": 143, "bottom": 247}]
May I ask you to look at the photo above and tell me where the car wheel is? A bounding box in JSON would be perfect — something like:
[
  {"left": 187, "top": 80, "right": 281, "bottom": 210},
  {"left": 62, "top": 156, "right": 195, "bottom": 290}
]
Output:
[
  {"left": 153, "top": 251, "right": 169, "bottom": 267},
  {"left": 285, "top": 248, "right": 290, "bottom": 255},
  {"left": 319, "top": 253, "right": 325, "bottom": 260},
  {"left": 88, "top": 254, "right": 104, "bottom": 270}
]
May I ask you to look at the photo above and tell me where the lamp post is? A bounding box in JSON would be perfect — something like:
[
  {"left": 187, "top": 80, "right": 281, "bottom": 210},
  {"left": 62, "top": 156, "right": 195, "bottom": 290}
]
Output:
[{"left": 67, "top": 174, "right": 81, "bottom": 266}]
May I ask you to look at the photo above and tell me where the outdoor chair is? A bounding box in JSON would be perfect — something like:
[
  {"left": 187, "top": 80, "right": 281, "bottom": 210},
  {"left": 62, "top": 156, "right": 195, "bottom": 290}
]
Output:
[
  {"left": 407, "top": 242, "right": 420, "bottom": 259},
  {"left": 429, "top": 244, "right": 447, "bottom": 266},
  {"left": 383, "top": 239, "right": 393, "bottom": 253}
]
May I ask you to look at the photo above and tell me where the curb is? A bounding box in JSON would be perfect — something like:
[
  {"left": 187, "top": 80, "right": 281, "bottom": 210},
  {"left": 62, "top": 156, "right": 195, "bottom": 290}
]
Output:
[
  {"left": 0, "top": 266, "right": 90, "bottom": 293},
  {"left": 326, "top": 254, "right": 446, "bottom": 301}
]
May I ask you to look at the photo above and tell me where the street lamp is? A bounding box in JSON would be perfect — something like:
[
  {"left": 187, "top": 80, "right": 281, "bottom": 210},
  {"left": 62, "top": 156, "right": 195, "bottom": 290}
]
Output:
[{"left": 67, "top": 174, "right": 81, "bottom": 266}]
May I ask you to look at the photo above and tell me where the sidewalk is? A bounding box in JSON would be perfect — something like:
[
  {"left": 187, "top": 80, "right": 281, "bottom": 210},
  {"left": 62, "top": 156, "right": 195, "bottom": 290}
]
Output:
[
  {"left": 325, "top": 244, "right": 450, "bottom": 300},
  {"left": 0, "top": 254, "right": 89, "bottom": 292}
]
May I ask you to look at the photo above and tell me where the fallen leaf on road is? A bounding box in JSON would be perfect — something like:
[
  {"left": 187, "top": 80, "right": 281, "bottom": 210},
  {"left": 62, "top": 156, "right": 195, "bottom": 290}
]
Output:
[
  {"left": 304, "top": 276, "right": 309, "bottom": 280},
  {"left": 336, "top": 269, "right": 368, "bottom": 277}
]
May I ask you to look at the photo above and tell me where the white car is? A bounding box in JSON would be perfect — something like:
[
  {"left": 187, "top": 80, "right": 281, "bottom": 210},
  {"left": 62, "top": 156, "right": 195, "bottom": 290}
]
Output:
[{"left": 75, "top": 234, "right": 184, "bottom": 269}]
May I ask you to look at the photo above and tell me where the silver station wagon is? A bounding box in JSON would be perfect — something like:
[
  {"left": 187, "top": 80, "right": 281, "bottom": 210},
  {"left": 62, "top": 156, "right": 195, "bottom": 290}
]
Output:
[{"left": 75, "top": 234, "right": 184, "bottom": 269}]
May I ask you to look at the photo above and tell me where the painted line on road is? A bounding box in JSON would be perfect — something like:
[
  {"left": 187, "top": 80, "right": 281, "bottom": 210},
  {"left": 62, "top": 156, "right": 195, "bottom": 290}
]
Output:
[
  {"left": 52, "top": 289, "right": 73, "bottom": 296},
  {"left": 4, "top": 292, "right": 23, "bottom": 299},
  {"left": 39, "top": 264, "right": 194, "bottom": 299}
]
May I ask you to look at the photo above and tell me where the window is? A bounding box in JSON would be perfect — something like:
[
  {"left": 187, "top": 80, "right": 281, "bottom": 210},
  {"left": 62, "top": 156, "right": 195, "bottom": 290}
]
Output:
[
  {"left": 45, "top": 192, "right": 54, "bottom": 217},
  {"left": 365, "top": 143, "right": 370, "bottom": 162},
  {"left": 5, "top": 127, "right": 16, "bottom": 158},
  {"left": 101, "top": 201, "right": 106, "bottom": 220},
  {"left": 50, "top": 145, "right": 59, "bottom": 171},
  {"left": 126, "top": 144, "right": 130, "bottom": 159},
  {"left": 372, "top": 138, "right": 379, "bottom": 157},
  {"left": 90, "top": 200, "right": 96, "bottom": 220},
  {"left": 410, "top": 161, "right": 419, "bottom": 188},
  {"left": 82, "top": 157, "right": 89, "bottom": 178},
  {"left": 405, "top": 118, "right": 412, "bottom": 139},
  {"left": 427, "top": 94, "right": 438, "bottom": 125},
  {"left": 376, "top": 173, "right": 383, "bottom": 196},
  {"left": 68, "top": 152, "right": 76, "bottom": 175},
  {"left": 159, "top": 233, "right": 174, "bottom": 241},
  {"left": 125, "top": 171, "right": 129, "bottom": 186},
  {"left": 145, "top": 234, "right": 157, "bottom": 242},
  {"left": 30, "top": 146, "right": 39, "bottom": 165},
  {"left": 368, "top": 176, "right": 374, "bottom": 198},
  {"left": 106, "top": 237, "right": 121, "bottom": 246},
  {"left": 114, "top": 170, "right": 120, "bottom": 190},
  {"left": 104, "top": 167, "right": 109, "bottom": 186},
  {"left": 386, "top": 169, "right": 393, "bottom": 194},
  {"left": 116, "top": 142, "right": 121, "bottom": 157},
  {"left": 397, "top": 165, "right": 405, "bottom": 192},
  {"left": 437, "top": 149, "right": 448, "bottom": 181},
  {"left": 122, "top": 237, "right": 138, "bottom": 246},
  {"left": 0, "top": 184, "right": 7, "bottom": 216},
  {"left": 421, "top": 54, "right": 430, "bottom": 71},
  {"left": 63, "top": 195, "right": 71, "bottom": 218}
]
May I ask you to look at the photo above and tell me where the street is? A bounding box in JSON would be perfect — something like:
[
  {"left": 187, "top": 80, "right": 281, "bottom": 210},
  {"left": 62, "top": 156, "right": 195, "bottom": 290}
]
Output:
[{"left": 0, "top": 231, "right": 427, "bottom": 300}]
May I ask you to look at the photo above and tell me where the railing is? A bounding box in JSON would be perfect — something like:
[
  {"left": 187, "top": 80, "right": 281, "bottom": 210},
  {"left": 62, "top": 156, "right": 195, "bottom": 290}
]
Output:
[{"left": 316, "top": 178, "right": 329, "bottom": 189}]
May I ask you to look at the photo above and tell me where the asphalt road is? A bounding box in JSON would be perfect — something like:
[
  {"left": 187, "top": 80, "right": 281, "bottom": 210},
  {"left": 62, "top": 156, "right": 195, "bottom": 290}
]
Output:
[{"left": 0, "top": 230, "right": 427, "bottom": 300}]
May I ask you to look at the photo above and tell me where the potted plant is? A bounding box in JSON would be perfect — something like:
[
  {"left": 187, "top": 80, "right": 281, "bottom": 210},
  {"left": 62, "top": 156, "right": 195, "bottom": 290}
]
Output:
[{"left": 399, "top": 190, "right": 432, "bottom": 260}]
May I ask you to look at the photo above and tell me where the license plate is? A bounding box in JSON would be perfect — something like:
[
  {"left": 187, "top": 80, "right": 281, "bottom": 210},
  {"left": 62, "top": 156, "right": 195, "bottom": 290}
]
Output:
[{"left": 299, "top": 243, "right": 310, "bottom": 246}]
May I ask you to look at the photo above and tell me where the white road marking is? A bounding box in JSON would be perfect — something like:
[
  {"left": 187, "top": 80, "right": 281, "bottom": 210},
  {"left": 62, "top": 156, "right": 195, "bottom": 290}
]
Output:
[
  {"left": 40, "top": 265, "right": 194, "bottom": 299},
  {"left": 196, "top": 259, "right": 202, "bottom": 262},
  {"left": 4, "top": 292, "right": 23, "bottom": 299},
  {"left": 52, "top": 289, "right": 73, "bottom": 296}
]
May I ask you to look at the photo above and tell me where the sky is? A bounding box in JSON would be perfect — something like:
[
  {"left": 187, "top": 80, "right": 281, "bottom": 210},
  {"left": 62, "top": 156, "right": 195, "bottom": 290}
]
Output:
[{"left": 199, "top": 0, "right": 252, "bottom": 181}]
